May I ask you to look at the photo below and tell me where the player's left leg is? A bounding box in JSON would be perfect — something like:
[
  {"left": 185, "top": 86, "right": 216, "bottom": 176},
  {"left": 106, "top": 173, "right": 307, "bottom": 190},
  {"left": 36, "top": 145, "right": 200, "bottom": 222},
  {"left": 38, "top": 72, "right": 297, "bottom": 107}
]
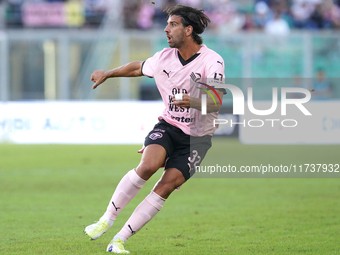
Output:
[
  {"left": 106, "top": 168, "right": 185, "bottom": 253},
  {"left": 106, "top": 128, "right": 212, "bottom": 253}
]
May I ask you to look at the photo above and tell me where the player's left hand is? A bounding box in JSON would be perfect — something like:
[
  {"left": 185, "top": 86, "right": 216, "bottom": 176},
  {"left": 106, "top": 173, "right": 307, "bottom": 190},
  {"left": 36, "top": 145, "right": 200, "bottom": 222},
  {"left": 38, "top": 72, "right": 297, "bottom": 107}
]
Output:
[{"left": 171, "top": 94, "right": 190, "bottom": 108}]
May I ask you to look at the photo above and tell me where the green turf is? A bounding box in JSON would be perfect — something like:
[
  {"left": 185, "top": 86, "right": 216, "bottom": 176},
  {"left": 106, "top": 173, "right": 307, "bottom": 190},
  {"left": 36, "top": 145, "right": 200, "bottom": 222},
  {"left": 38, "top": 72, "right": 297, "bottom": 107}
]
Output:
[{"left": 0, "top": 138, "right": 339, "bottom": 254}]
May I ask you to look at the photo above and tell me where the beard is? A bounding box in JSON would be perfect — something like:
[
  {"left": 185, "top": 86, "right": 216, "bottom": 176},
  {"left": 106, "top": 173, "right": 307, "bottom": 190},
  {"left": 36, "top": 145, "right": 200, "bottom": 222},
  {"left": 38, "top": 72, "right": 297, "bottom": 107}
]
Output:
[{"left": 168, "top": 33, "right": 185, "bottom": 49}]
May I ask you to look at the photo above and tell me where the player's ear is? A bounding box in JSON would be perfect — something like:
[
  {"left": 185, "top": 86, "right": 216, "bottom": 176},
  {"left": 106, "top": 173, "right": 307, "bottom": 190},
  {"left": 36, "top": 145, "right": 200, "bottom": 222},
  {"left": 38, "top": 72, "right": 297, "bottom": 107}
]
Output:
[{"left": 185, "top": 25, "right": 193, "bottom": 36}]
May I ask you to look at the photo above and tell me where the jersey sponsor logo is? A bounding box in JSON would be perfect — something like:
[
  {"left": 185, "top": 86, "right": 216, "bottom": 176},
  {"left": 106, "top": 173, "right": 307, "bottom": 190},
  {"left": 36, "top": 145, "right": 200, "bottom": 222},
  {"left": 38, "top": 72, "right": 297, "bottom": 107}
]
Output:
[
  {"left": 163, "top": 69, "right": 171, "bottom": 78},
  {"left": 168, "top": 88, "right": 189, "bottom": 114},
  {"left": 217, "top": 60, "right": 223, "bottom": 66},
  {"left": 149, "top": 132, "right": 163, "bottom": 140},
  {"left": 168, "top": 111, "right": 194, "bottom": 123}
]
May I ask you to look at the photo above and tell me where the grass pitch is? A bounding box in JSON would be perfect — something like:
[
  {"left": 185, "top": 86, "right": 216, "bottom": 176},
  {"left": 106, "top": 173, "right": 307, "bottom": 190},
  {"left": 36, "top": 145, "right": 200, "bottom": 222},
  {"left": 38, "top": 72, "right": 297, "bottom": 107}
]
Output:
[{"left": 0, "top": 138, "right": 339, "bottom": 254}]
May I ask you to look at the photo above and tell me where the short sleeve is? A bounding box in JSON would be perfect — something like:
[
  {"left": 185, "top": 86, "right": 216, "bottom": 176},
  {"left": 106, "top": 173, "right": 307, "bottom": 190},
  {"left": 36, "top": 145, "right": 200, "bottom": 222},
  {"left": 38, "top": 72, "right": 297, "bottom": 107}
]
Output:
[
  {"left": 141, "top": 50, "right": 163, "bottom": 78},
  {"left": 206, "top": 55, "right": 227, "bottom": 94}
]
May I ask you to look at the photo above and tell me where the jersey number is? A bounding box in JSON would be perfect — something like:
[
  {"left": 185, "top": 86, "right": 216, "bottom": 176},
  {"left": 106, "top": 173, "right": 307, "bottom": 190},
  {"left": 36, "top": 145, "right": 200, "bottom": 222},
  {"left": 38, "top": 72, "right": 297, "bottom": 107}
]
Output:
[{"left": 214, "top": 73, "right": 223, "bottom": 81}]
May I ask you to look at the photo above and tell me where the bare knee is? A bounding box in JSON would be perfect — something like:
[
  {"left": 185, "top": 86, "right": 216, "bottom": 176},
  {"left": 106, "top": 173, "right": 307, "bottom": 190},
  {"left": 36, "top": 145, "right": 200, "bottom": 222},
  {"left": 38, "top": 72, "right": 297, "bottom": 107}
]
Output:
[
  {"left": 136, "top": 162, "right": 160, "bottom": 180},
  {"left": 135, "top": 144, "right": 166, "bottom": 180},
  {"left": 153, "top": 180, "right": 177, "bottom": 199},
  {"left": 153, "top": 168, "right": 186, "bottom": 199}
]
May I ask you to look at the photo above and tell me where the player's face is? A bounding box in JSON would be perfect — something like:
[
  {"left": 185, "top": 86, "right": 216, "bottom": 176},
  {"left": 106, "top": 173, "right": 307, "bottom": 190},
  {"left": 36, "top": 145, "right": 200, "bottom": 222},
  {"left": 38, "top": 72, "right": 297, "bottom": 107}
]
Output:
[{"left": 164, "top": 15, "right": 186, "bottom": 49}]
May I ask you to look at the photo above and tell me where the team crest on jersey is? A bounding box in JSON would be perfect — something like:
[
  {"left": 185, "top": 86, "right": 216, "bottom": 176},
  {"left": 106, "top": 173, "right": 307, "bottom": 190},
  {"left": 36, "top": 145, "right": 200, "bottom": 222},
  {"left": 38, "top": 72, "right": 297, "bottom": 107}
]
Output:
[
  {"left": 149, "top": 132, "right": 163, "bottom": 140},
  {"left": 190, "top": 72, "right": 201, "bottom": 82}
]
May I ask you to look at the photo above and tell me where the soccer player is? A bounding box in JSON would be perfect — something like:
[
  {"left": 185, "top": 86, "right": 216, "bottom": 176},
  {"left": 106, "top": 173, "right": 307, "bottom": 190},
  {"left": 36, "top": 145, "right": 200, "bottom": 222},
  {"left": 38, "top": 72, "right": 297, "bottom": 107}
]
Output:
[{"left": 84, "top": 4, "right": 226, "bottom": 254}]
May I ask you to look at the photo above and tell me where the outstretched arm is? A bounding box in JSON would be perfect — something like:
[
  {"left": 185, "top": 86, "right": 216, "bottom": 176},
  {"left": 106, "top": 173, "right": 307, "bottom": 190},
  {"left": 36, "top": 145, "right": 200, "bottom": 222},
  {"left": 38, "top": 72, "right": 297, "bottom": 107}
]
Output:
[{"left": 91, "top": 61, "right": 143, "bottom": 89}]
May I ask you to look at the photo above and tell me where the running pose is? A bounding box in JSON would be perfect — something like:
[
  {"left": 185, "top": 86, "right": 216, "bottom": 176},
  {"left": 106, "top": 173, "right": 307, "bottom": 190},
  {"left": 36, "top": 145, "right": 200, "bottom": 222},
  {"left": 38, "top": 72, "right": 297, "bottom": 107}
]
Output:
[{"left": 85, "top": 5, "right": 226, "bottom": 253}]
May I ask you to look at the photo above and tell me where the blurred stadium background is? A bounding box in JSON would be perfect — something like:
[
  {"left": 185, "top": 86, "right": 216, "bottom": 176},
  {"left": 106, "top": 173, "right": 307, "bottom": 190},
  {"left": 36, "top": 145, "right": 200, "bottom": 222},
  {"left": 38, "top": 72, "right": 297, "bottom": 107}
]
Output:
[{"left": 1, "top": 0, "right": 340, "bottom": 100}]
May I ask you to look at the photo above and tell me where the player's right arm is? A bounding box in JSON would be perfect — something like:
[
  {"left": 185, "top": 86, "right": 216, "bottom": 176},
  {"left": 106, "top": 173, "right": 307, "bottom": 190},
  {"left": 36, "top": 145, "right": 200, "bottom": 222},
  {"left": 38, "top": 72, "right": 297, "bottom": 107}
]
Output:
[{"left": 91, "top": 61, "right": 143, "bottom": 89}]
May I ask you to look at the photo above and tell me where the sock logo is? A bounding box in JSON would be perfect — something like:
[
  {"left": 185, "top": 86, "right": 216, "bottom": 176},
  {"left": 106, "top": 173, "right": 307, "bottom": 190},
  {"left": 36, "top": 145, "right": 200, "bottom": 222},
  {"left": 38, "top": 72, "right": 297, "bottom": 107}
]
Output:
[
  {"left": 128, "top": 224, "right": 136, "bottom": 235},
  {"left": 112, "top": 201, "right": 121, "bottom": 211}
]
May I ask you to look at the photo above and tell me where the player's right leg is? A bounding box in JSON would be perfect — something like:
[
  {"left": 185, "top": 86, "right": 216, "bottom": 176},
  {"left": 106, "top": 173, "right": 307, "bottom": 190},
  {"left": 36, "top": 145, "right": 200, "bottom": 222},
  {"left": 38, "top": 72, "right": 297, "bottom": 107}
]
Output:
[
  {"left": 106, "top": 167, "right": 186, "bottom": 253},
  {"left": 84, "top": 144, "right": 166, "bottom": 240}
]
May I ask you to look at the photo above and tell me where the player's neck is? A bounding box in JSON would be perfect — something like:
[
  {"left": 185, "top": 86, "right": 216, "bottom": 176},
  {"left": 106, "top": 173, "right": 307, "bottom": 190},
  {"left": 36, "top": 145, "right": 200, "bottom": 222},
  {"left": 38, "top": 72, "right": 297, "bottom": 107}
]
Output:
[{"left": 177, "top": 43, "right": 201, "bottom": 61}]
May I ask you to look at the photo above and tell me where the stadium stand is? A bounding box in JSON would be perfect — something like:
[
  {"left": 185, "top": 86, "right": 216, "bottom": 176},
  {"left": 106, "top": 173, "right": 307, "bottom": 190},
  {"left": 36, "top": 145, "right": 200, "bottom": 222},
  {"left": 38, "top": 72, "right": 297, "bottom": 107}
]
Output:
[{"left": 0, "top": 0, "right": 339, "bottom": 101}]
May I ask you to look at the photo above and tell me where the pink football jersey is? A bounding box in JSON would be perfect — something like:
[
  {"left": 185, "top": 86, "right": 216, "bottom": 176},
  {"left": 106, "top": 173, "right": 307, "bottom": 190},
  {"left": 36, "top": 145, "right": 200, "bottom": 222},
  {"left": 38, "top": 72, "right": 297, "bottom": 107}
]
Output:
[{"left": 142, "top": 44, "right": 225, "bottom": 137}]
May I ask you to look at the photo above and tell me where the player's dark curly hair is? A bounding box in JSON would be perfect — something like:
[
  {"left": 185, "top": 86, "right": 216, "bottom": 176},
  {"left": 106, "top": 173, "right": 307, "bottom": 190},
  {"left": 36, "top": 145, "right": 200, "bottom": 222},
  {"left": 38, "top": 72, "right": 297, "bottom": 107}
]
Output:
[{"left": 164, "top": 5, "right": 210, "bottom": 45}]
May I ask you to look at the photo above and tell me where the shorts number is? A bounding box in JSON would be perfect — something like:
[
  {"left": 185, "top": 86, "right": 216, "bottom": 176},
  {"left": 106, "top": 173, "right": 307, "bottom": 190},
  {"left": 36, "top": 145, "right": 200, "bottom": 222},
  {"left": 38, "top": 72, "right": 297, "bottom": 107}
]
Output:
[{"left": 188, "top": 150, "right": 201, "bottom": 172}]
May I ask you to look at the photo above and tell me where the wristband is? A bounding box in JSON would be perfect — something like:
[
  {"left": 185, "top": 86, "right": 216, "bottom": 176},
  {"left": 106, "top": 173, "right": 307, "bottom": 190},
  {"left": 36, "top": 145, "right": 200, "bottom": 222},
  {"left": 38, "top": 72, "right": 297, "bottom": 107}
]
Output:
[{"left": 175, "top": 94, "right": 183, "bottom": 101}]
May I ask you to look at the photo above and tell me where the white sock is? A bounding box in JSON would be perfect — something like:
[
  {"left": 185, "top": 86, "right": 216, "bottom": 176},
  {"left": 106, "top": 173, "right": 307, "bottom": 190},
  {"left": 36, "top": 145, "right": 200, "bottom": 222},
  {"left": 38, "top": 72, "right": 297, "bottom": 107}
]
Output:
[
  {"left": 103, "top": 169, "right": 146, "bottom": 224},
  {"left": 117, "top": 191, "right": 165, "bottom": 241},
  {"left": 113, "top": 234, "right": 126, "bottom": 243},
  {"left": 99, "top": 215, "right": 113, "bottom": 228}
]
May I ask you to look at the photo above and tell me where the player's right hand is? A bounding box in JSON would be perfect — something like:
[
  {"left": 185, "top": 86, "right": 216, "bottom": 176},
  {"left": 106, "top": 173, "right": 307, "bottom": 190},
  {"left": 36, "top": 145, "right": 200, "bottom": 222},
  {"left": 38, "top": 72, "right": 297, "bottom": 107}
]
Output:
[{"left": 91, "top": 70, "right": 107, "bottom": 89}]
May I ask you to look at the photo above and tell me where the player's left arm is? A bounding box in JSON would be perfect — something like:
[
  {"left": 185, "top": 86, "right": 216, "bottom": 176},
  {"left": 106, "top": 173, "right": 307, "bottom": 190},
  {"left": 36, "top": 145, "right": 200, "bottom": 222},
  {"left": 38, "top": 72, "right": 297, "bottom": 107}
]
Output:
[
  {"left": 172, "top": 55, "right": 225, "bottom": 112},
  {"left": 171, "top": 90, "right": 224, "bottom": 113}
]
